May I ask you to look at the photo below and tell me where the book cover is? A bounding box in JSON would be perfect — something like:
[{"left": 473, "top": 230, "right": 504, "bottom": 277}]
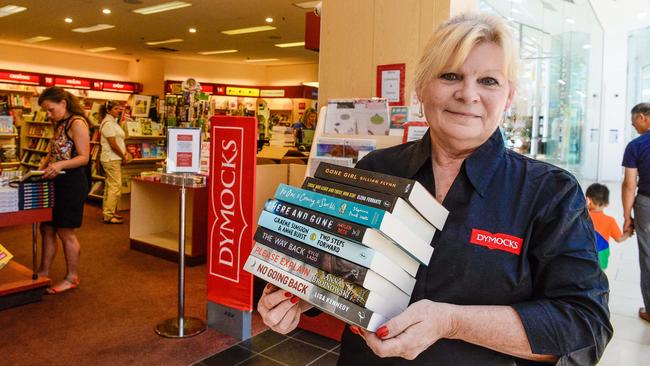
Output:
[
  {"left": 243, "top": 255, "right": 389, "bottom": 331},
  {"left": 251, "top": 242, "right": 408, "bottom": 318},
  {"left": 314, "top": 163, "right": 448, "bottom": 230}
]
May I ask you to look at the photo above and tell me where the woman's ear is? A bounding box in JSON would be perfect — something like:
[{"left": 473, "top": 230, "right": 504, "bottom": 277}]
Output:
[{"left": 504, "top": 86, "right": 516, "bottom": 111}]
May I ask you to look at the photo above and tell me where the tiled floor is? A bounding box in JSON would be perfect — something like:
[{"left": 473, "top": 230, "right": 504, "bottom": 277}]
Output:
[
  {"left": 196, "top": 328, "right": 340, "bottom": 366},
  {"left": 197, "top": 180, "right": 650, "bottom": 366}
]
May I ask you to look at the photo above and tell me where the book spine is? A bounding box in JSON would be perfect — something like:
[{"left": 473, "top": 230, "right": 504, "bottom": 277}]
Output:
[
  {"left": 264, "top": 199, "right": 367, "bottom": 242},
  {"left": 302, "top": 177, "right": 398, "bottom": 212},
  {"left": 251, "top": 242, "right": 373, "bottom": 307},
  {"left": 257, "top": 210, "right": 375, "bottom": 269},
  {"left": 254, "top": 226, "right": 371, "bottom": 288},
  {"left": 314, "top": 162, "right": 414, "bottom": 198},
  {"left": 243, "top": 255, "right": 387, "bottom": 330},
  {"left": 273, "top": 184, "right": 385, "bottom": 229}
]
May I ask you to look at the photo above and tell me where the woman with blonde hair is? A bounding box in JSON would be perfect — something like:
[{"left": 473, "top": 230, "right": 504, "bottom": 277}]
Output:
[{"left": 257, "top": 12, "right": 612, "bottom": 365}]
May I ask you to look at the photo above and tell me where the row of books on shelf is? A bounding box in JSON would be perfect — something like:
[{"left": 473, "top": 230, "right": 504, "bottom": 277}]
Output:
[
  {"left": 126, "top": 142, "right": 164, "bottom": 159},
  {"left": 0, "top": 116, "right": 14, "bottom": 134},
  {"left": 26, "top": 137, "right": 48, "bottom": 151},
  {"left": 244, "top": 162, "right": 448, "bottom": 331},
  {"left": 0, "top": 180, "right": 54, "bottom": 213},
  {"left": 2, "top": 94, "right": 32, "bottom": 109},
  {"left": 26, "top": 125, "right": 52, "bottom": 138},
  {"left": 21, "top": 151, "right": 42, "bottom": 166}
]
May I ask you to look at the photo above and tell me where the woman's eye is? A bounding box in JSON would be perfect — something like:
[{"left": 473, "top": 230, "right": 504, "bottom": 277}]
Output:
[
  {"left": 480, "top": 77, "right": 499, "bottom": 86},
  {"left": 440, "top": 73, "right": 459, "bottom": 81}
]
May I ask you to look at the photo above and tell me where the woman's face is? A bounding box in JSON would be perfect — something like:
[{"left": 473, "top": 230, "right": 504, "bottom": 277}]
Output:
[
  {"left": 41, "top": 100, "right": 68, "bottom": 122},
  {"left": 419, "top": 42, "right": 514, "bottom": 152},
  {"left": 109, "top": 105, "right": 123, "bottom": 118},
  {"left": 306, "top": 112, "right": 317, "bottom": 127}
]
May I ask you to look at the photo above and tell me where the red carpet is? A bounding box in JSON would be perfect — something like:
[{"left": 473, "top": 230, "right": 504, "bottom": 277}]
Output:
[{"left": 0, "top": 203, "right": 265, "bottom": 365}]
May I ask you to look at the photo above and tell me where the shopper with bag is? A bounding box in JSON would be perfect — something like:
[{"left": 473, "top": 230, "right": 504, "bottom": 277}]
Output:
[{"left": 38, "top": 87, "right": 90, "bottom": 294}]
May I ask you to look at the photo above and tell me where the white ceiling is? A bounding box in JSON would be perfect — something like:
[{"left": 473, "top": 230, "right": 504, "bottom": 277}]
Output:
[{"left": 0, "top": 0, "right": 319, "bottom": 66}]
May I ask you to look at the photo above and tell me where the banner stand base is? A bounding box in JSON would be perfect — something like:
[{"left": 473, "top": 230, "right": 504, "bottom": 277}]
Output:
[{"left": 207, "top": 301, "right": 252, "bottom": 340}]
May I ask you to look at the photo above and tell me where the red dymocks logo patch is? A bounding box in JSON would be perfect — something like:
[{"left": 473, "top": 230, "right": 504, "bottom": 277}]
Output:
[{"left": 470, "top": 229, "right": 523, "bottom": 255}]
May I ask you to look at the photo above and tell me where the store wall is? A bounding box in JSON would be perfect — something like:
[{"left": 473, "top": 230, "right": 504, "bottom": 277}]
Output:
[
  {"left": 318, "top": 0, "right": 475, "bottom": 107},
  {"left": 265, "top": 64, "right": 319, "bottom": 86},
  {"left": 0, "top": 41, "right": 130, "bottom": 80}
]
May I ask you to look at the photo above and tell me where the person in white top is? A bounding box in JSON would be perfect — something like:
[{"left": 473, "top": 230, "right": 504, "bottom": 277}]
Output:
[{"left": 99, "top": 101, "right": 128, "bottom": 224}]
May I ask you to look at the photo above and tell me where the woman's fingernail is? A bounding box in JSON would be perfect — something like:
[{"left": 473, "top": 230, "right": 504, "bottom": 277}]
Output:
[
  {"left": 349, "top": 325, "right": 360, "bottom": 335},
  {"left": 376, "top": 325, "right": 389, "bottom": 339},
  {"left": 290, "top": 296, "right": 299, "bottom": 304},
  {"left": 284, "top": 291, "right": 292, "bottom": 298}
]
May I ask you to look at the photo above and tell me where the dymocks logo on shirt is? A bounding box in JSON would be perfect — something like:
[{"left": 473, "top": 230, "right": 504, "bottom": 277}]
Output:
[{"left": 470, "top": 229, "right": 523, "bottom": 255}]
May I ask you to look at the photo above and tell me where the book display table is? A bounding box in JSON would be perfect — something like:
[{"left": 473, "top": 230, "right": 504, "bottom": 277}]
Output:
[
  {"left": 0, "top": 208, "right": 52, "bottom": 310},
  {"left": 129, "top": 178, "right": 208, "bottom": 266}
]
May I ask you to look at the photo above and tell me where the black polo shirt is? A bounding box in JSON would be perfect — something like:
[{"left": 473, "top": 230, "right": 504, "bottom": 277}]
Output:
[{"left": 337, "top": 129, "right": 612, "bottom": 366}]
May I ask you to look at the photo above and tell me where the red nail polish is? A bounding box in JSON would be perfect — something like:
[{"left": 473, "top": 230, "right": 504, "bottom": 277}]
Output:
[
  {"left": 376, "top": 326, "right": 389, "bottom": 339},
  {"left": 349, "top": 326, "right": 360, "bottom": 335},
  {"left": 290, "top": 296, "right": 299, "bottom": 304},
  {"left": 284, "top": 291, "right": 292, "bottom": 297}
]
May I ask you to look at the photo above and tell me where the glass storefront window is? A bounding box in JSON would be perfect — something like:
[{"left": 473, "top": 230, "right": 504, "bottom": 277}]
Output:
[
  {"left": 479, "top": 0, "right": 604, "bottom": 179},
  {"left": 626, "top": 27, "right": 650, "bottom": 142}
]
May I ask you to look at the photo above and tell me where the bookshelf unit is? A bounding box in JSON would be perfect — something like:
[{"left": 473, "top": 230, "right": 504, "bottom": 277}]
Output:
[{"left": 19, "top": 110, "right": 51, "bottom": 170}]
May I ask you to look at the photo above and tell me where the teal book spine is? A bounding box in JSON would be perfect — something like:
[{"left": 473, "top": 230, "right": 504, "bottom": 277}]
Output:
[{"left": 274, "top": 184, "right": 386, "bottom": 229}]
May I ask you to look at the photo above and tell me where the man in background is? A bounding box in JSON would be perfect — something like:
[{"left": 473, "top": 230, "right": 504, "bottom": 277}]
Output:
[{"left": 622, "top": 102, "right": 650, "bottom": 323}]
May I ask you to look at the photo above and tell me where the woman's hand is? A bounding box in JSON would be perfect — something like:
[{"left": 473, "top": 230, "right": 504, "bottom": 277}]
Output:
[
  {"left": 42, "top": 162, "right": 62, "bottom": 179},
  {"left": 352, "top": 300, "right": 457, "bottom": 360},
  {"left": 257, "top": 284, "right": 309, "bottom": 334}
]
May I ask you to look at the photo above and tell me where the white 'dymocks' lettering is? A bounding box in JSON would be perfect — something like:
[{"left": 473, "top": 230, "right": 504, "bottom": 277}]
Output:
[{"left": 218, "top": 139, "right": 238, "bottom": 268}]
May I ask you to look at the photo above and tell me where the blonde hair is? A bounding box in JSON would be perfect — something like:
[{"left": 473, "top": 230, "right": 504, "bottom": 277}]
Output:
[{"left": 413, "top": 12, "right": 518, "bottom": 96}]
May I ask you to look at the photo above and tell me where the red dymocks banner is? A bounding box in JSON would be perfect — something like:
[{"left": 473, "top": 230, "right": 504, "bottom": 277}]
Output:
[{"left": 207, "top": 116, "right": 257, "bottom": 311}]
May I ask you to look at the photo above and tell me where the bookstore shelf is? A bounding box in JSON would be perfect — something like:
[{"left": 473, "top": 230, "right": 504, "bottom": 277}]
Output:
[
  {"left": 0, "top": 162, "right": 20, "bottom": 168},
  {"left": 23, "top": 148, "right": 47, "bottom": 153},
  {"left": 126, "top": 158, "right": 165, "bottom": 164}
]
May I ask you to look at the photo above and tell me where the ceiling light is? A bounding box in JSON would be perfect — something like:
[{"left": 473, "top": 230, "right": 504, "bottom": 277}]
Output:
[
  {"left": 565, "top": 18, "right": 575, "bottom": 24},
  {"left": 198, "top": 49, "right": 238, "bottom": 55},
  {"left": 145, "top": 38, "right": 183, "bottom": 45},
  {"left": 558, "top": 79, "right": 566, "bottom": 85},
  {"left": 0, "top": 5, "right": 27, "bottom": 18},
  {"left": 245, "top": 58, "right": 279, "bottom": 63},
  {"left": 22, "top": 36, "right": 52, "bottom": 43},
  {"left": 86, "top": 46, "right": 116, "bottom": 53},
  {"left": 511, "top": 8, "right": 520, "bottom": 14},
  {"left": 302, "top": 81, "right": 319, "bottom": 88},
  {"left": 275, "top": 41, "right": 305, "bottom": 48},
  {"left": 638, "top": 12, "right": 648, "bottom": 19},
  {"left": 72, "top": 24, "right": 115, "bottom": 33},
  {"left": 132, "top": 1, "right": 192, "bottom": 15},
  {"left": 265, "top": 17, "right": 274, "bottom": 23},
  {"left": 102, "top": 8, "right": 111, "bottom": 14},
  {"left": 222, "top": 25, "right": 276, "bottom": 35},
  {"left": 64, "top": 17, "right": 72, "bottom": 23},
  {"left": 583, "top": 44, "right": 592, "bottom": 49},
  {"left": 188, "top": 27, "right": 197, "bottom": 33},
  {"left": 293, "top": 1, "right": 321, "bottom": 9}
]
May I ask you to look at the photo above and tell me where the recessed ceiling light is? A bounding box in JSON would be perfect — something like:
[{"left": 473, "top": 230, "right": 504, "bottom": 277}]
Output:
[
  {"left": 638, "top": 12, "right": 648, "bottom": 20},
  {"left": 132, "top": 1, "right": 192, "bottom": 15},
  {"left": 198, "top": 49, "right": 238, "bottom": 55},
  {"left": 72, "top": 24, "right": 115, "bottom": 33},
  {"left": 292, "top": 1, "right": 321, "bottom": 9},
  {"left": 102, "top": 8, "right": 111, "bottom": 14},
  {"left": 222, "top": 25, "right": 276, "bottom": 35},
  {"left": 245, "top": 58, "right": 279, "bottom": 63},
  {"left": 22, "top": 36, "right": 52, "bottom": 43},
  {"left": 565, "top": 18, "right": 575, "bottom": 24},
  {"left": 188, "top": 27, "right": 197, "bottom": 33},
  {"left": 265, "top": 17, "right": 273, "bottom": 23},
  {"left": 583, "top": 44, "right": 592, "bottom": 49},
  {"left": 64, "top": 17, "right": 72, "bottom": 23},
  {"left": 145, "top": 38, "right": 183, "bottom": 45},
  {"left": 86, "top": 46, "right": 116, "bottom": 53},
  {"left": 0, "top": 5, "right": 27, "bottom": 18},
  {"left": 275, "top": 41, "right": 305, "bottom": 48}
]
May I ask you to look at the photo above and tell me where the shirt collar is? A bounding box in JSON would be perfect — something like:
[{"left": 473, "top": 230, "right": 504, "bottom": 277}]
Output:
[
  {"left": 464, "top": 129, "right": 506, "bottom": 198},
  {"left": 406, "top": 128, "right": 506, "bottom": 198}
]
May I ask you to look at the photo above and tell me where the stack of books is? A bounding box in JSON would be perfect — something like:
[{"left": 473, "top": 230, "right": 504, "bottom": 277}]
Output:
[
  {"left": 244, "top": 162, "right": 448, "bottom": 331},
  {"left": 19, "top": 180, "right": 54, "bottom": 210}
]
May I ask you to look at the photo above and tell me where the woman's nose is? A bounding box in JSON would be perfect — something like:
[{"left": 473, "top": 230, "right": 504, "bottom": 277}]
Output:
[{"left": 454, "top": 82, "right": 480, "bottom": 104}]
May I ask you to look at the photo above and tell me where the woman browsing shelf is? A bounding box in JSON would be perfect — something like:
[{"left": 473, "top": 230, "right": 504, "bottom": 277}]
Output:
[
  {"left": 37, "top": 87, "right": 90, "bottom": 294},
  {"left": 257, "top": 12, "right": 612, "bottom": 365},
  {"left": 99, "top": 101, "right": 128, "bottom": 224}
]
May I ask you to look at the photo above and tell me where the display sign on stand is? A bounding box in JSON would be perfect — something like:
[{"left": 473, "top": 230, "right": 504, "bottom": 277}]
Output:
[
  {"left": 206, "top": 116, "right": 257, "bottom": 340},
  {"left": 155, "top": 127, "right": 207, "bottom": 339}
]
